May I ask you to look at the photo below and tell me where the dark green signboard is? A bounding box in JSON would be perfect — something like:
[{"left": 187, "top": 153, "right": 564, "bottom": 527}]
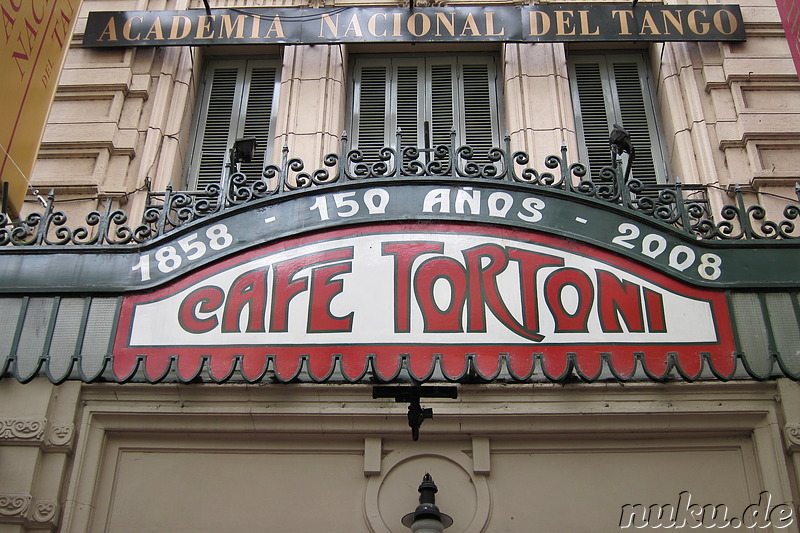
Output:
[
  {"left": 0, "top": 181, "right": 797, "bottom": 293},
  {"left": 82, "top": 4, "right": 746, "bottom": 47}
]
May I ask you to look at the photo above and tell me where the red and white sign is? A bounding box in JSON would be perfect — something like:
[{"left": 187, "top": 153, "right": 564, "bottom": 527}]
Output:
[
  {"left": 114, "top": 223, "right": 736, "bottom": 381},
  {"left": 776, "top": 0, "right": 800, "bottom": 82}
]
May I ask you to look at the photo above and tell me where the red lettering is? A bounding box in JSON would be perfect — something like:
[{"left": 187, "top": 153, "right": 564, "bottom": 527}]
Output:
[
  {"left": 1, "top": 6, "right": 16, "bottom": 43},
  {"left": 50, "top": 5, "right": 74, "bottom": 47},
  {"left": 178, "top": 286, "right": 225, "bottom": 333},
  {"left": 544, "top": 268, "right": 594, "bottom": 332},
  {"left": 597, "top": 270, "right": 644, "bottom": 333},
  {"left": 270, "top": 248, "right": 353, "bottom": 332},
  {"left": 31, "top": 0, "right": 45, "bottom": 24},
  {"left": 21, "top": 17, "right": 38, "bottom": 51},
  {"left": 508, "top": 248, "right": 564, "bottom": 334},
  {"left": 221, "top": 270, "right": 267, "bottom": 333},
  {"left": 382, "top": 242, "right": 444, "bottom": 333},
  {"left": 307, "top": 261, "right": 354, "bottom": 333},
  {"left": 644, "top": 287, "right": 667, "bottom": 333},
  {"left": 463, "top": 244, "right": 545, "bottom": 342},
  {"left": 10, "top": 18, "right": 37, "bottom": 78},
  {"left": 414, "top": 256, "right": 468, "bottom": 332}
]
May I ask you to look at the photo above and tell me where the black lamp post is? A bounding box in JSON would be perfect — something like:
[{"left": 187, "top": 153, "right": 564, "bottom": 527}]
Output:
[{"left": 401, "top": 473, "right": 453, "bottom": 532}]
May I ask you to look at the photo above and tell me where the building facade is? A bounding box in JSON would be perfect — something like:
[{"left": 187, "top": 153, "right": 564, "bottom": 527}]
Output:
[{"left": 2, "top": 0, "right": 800, "bottom": 531}]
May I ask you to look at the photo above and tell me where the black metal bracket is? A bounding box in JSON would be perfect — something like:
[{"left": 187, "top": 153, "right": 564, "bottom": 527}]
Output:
[
  {"left": 373, "top": 386, "right": 458, "bottom": 441},
  {"left": 1, "top": 181, "right": 8, "bottom": 215}
]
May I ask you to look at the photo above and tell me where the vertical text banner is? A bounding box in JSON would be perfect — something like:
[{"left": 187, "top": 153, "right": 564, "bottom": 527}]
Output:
[
  {"left": 775, "top": 0, "right": 800, "bottom": 82},
  {"left": 0, "top": 0, "right": 80, "bottom": 217}
]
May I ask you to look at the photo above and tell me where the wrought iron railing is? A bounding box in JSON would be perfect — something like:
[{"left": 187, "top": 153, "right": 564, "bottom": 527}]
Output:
[{"left": 1, "top": 133, "right": 799, "bottom": 246}]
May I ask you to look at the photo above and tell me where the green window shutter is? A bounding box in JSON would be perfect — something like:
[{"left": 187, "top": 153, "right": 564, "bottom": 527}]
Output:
[
  {"left": 193, "top": 65, "right": 242, "bottom": 191},
  {"left": 571, "top": 60, "right": 615, "bottom": 182},
  {"left": 610, "top": 59, "right": 660, "bottom": 187},
  {"left": 428, "top": 61, "right": 456, "bottom": 148},
  {"left": 354, "top": 64, "right": 390, "bottom": 162},
  {"left": 395, "top": 63, "right": 422, "bottom": 150},
  {"left": 237, "top": 63, "right": 278, "bottom": 184},
  {"left": 351, "top": 55, "right": 501, "bottom": 164},
  {"left": 460, "top": 58, "right": 499, "bottom": 163},
  {"left": 569, "top": 53, "right": 668, "bottom": 185},
  {"left": 188, "top": 59, "right": 279, "bottom": 190}
]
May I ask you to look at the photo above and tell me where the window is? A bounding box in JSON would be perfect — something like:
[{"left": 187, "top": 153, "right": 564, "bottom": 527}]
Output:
[
  {"left": 568, "top": 52, "right": 669, "bottom": 186},
  {"left": 349, "top": 55, "right": 502, "bottom": 163},
  {"left": 187, "top": 58, "right": 280, "bottom": 190}
]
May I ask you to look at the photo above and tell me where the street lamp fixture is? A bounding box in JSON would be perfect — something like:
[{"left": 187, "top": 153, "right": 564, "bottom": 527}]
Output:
[
  {"left": 231, "top": 137, "right": 257, "bottom": 165},
  {"left": 401, "top": 473, "right": 453, "bottom": 532}
]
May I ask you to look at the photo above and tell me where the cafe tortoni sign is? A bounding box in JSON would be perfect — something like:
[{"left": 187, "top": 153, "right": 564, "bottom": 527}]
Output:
[
  {"left": 114, "top": 221, "right": 736, "bottom": 382},
  {"left": 96, "top": 182, "right": 758, "bottom": 383},
  {"left": 83, "top": 5, "right": 746, "bottom": 47}
]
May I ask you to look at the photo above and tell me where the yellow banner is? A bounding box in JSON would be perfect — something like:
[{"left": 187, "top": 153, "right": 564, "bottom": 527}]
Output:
[{"left": 0, "top": 0, "right": 81, "bottom": 217}]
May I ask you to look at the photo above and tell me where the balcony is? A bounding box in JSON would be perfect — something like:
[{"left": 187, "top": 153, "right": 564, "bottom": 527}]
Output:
[{"left": 1, "top": 136, "right": 799, "bottom": 247}]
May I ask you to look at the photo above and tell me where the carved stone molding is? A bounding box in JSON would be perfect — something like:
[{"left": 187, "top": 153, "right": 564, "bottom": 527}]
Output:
[
  {"left": 0, "top": 493, "right": 32, "bottom": 519},
  {"left": 0, "top": 494, "right": 59, "bottom": 527},
  {"left": 30, "top": 499, "right": 59, "bottom": 525},
  {"left": 0, "top": 418, "right": 46, "bottom": 443},
  {"left": 46, "top": 424, "right": 75, "bottom": 450},
  {"left": 785, "top": 424, "right": 800, "bottom": 453}
]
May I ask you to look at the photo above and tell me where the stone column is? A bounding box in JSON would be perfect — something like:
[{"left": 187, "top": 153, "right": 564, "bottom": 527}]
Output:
[
  {"left": 502, "top": 43, "right": 577, "bottom": 169},
  {"left": 0, "top": 380, "right": 80, "bottom": 531},
  {"left": 273, "top": 44, "right": 347, "bottom": 172}
]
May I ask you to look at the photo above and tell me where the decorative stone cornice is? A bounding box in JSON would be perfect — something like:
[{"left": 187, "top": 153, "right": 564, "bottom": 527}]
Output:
[
  {"left": 45, "top": 424, "right": 75, "bottom": 450},
  {"left": 785, "top": 424, "right": 800, "bottom": 453},
  {"left": 0, "top": 419, "right": 75, "bottom": 452},
  {"left": 0, "top": 493, "right": 31, "bottom": 519},
  {"left": 30, "top": 499, "right": 59, "bottom": 525},
  {"left": 0, "top": 418, "right": 46, "bottom": 443},
  {"left": 0, "top": 494, "right": 59, "bottom": 527}
]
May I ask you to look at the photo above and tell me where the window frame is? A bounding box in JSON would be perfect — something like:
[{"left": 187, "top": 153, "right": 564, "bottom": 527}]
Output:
[
  {"left": 347, "top": 53, "right": 503, "bottom": 160},
  {"left": 568, "top": 51, "right": 670, "bottom": 186},
  {"left": 185, "top": 57, "right": 281, "bottom": 190}
]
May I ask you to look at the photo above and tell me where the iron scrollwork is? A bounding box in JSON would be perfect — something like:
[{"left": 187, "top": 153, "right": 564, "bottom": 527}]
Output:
[{"left": 2, "top": 133, "right": 799, "bottom": 247}]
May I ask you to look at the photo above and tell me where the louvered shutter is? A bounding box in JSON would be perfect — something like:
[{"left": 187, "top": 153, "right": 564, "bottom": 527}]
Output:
[
  {"left": 351, "top": 55, "right": 501, "bottom": 164},
  {"left": 569, "top": 53, "right": 668, "bottom": 185},
  {"left": 354, "top": 64, "right": 390, "bottom": 162},
  {"left": 610, "top": 59, "right": 661, "bottom": 187},
  {"left": 188, "top": 59, "right": 279, "bottom": 190},
  {"left": 428, "top": 61, "right": 456, "bottom": 149},
  {"left": 459, "top": 58, "right": 499, "bottom": 163},
  {"left": 237, "top": 62, "right": 278, "bottom": 183},
  {"left": 193, "top": 65, "right": 242, "bottom": 191},
  {"left": 571, "top": 60, "right": 615, "bottom": 182},
  {"left": 395, "top": 63, "right": 422, "bottom": 151}
]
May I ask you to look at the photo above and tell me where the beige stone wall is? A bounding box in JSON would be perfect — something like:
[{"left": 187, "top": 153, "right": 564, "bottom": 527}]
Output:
[
  {"left": 17, "top": 0, "right": 799, "bottom": 227},
  {"left": 3, "top": 380, "right": 800, "bottom": 531},
  {"left": 0, "top": 380, "right": 79, "bottom": 532}
]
